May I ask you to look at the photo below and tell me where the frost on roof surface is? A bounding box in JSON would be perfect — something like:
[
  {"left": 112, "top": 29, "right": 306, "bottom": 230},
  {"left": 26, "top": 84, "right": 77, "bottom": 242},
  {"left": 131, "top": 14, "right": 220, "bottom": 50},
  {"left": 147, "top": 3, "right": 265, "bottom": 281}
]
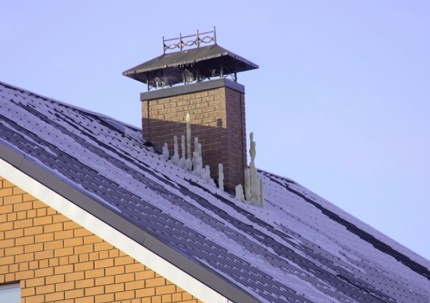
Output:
[{"left": 1, "top": 81, "right": 429, "bottom": 303}]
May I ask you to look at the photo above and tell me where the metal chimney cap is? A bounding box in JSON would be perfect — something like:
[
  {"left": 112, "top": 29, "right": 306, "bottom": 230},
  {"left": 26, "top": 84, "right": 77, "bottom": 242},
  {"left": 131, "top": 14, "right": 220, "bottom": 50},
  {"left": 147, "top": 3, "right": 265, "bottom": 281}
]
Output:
[{"left": 123, "top": 44, "right": 258, "bottom": 86}]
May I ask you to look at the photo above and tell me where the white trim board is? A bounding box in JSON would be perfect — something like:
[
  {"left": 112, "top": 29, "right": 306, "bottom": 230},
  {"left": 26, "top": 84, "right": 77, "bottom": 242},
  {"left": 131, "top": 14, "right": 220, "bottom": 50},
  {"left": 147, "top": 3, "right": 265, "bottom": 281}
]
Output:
[{"left": 0, "top": 158, "right": 228, "bottom": 303}]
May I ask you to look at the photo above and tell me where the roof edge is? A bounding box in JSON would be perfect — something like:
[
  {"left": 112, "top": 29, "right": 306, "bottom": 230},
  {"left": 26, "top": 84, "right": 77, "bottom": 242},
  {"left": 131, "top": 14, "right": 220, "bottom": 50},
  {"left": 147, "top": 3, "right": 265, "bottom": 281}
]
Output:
[{"left": 0, "top": 142, "right": 260, "bottom": 303}]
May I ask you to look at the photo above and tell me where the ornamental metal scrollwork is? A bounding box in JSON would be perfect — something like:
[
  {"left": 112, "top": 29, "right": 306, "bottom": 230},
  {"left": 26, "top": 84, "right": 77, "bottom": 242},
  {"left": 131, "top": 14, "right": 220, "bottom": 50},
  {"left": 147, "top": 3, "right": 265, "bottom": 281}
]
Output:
[{"left": 163, "top": 27, "right": 217, "bottom": 54}]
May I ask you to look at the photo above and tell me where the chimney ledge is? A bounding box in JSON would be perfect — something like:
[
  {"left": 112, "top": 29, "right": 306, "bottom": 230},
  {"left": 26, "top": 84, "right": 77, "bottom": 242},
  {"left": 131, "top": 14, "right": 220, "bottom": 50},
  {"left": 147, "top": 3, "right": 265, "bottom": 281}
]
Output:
[{"left": 140, "top": 79, "right": 244, "bottom": 101}]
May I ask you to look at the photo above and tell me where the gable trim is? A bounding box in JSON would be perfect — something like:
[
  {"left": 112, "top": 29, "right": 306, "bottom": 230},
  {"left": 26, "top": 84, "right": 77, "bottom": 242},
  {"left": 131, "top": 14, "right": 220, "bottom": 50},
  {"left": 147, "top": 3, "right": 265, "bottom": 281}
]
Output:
[{"left": 0, "top": 144, "right": 254, "bottom": 303}]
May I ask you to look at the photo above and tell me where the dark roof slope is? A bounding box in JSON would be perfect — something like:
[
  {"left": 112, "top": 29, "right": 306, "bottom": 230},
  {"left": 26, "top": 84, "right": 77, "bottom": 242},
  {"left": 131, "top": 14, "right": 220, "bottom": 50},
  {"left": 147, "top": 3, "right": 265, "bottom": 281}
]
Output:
[{"left": 1, "top": 81, "right": 429, "bottom": 303}]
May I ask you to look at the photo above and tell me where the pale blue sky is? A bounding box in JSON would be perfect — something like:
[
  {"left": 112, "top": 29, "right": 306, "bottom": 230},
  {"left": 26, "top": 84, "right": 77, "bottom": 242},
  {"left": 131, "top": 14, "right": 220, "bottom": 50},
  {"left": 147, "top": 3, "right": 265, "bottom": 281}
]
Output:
[{"left": 1, "top": 1, "right": 429, "bottom": 260}]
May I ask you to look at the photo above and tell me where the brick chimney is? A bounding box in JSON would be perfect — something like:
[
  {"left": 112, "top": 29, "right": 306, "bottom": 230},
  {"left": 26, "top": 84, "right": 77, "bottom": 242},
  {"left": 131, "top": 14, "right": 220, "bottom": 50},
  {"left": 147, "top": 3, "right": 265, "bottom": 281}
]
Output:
[{"left": 123, "top": 28, "right": 258, "bottom": 190}]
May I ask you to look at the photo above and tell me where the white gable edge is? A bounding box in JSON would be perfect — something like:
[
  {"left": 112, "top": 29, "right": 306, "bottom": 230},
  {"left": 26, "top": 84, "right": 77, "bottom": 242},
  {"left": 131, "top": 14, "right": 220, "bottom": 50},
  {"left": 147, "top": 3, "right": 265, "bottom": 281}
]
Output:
[{"left": 0, "top": 158, "right": 233, "bottom": 303}]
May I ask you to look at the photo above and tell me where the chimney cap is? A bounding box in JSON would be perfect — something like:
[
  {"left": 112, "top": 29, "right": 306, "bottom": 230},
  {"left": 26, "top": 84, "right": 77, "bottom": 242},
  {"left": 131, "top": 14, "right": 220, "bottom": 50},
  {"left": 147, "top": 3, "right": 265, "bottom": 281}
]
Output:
[{"left": 123, "top": 44, "right": 258, "bottom": 89}]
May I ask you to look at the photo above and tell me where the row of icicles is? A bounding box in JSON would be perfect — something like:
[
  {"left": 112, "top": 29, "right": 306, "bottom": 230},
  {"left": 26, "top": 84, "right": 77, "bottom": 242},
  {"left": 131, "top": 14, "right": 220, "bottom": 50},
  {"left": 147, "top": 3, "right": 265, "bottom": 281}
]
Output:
[{"left": 162, "top": 113, "right": 264, "bottom": 207}]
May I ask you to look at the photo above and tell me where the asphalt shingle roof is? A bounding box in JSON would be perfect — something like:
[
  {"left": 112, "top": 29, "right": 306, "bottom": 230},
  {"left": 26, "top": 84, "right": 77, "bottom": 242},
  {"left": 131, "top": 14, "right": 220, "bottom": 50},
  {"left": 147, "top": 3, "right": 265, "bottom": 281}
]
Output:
[{"left": 1, "top": 81, "right": 429, "bottom": 303}]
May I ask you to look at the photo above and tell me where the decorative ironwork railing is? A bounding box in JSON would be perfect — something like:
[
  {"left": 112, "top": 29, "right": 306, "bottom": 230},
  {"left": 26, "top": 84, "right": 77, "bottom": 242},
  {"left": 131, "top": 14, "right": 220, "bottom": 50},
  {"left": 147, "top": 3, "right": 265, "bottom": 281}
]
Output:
[{"left": 163, "top": 27, "right": 217, "bottom": 54}]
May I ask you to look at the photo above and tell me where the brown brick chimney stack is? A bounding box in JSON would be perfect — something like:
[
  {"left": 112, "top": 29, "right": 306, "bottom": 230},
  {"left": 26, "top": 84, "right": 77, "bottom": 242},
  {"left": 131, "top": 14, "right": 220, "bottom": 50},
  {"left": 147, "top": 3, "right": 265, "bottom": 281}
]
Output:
[
  {"left": 140, "top": 79, "right": 246, "bottom": 189},
  {"left": 123, "top": 28, "right": 258, "bottom": 190}
]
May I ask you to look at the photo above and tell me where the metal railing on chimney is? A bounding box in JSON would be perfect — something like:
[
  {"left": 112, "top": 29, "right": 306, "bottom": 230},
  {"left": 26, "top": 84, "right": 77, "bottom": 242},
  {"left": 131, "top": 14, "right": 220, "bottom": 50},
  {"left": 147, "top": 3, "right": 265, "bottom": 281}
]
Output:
[{"left": 163, "top": 27, "right": 217, "bottom": 54}]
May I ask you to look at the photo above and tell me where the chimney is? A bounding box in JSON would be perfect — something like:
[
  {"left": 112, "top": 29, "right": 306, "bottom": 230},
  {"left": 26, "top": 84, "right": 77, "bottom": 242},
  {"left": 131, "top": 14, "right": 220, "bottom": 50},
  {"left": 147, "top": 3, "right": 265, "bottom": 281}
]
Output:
[{"left": 123, "top": 28, "right": 258, "bottom": 190}]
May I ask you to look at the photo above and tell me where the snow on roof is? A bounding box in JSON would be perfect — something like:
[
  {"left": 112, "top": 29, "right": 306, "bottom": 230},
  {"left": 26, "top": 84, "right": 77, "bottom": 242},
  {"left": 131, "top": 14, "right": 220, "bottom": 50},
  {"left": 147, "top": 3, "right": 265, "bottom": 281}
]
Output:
[{"left": 1, "top": 81, "right": 429, "bottom": 303}]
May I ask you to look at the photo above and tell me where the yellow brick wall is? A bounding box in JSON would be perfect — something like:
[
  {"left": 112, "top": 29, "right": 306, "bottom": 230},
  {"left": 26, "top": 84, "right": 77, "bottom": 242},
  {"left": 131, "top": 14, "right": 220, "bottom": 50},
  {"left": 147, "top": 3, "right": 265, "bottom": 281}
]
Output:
[{"left": 0, "top": 177, "right": 203, "bottom": 303}]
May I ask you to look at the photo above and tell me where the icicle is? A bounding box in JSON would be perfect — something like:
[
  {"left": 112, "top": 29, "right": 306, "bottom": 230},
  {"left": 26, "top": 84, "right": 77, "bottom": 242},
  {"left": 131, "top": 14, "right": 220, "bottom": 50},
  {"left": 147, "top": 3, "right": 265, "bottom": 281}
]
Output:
[
  {"left": 192, "top": 153, "right": 199, "bottom": 175},
  {"left": 194, "top": 137, "right": 199, "bottom": 153},
  {"left": 196, "top": 150, "right": 203, "bottom": 175},
  {"left": 178, "top": 135, "right": 186, "bottom": 169},
  {"left": 162, "top": 142, "right": 169, "bottom": 160},
  {"left": 185, "top": 157, "right": 192, "bottom": 171},
  {"left": 181, "top": 135, "right": 186, "bottom": 159},
  {"left": 192, "top": 137, "right": 199, "bottom": 173},
  {"left": 249, "top": 132, "right": 256, "bottom": 164},
  {"left": 237, "top": 132, "right": 265, "bottom": 207},
  {"left": 218, "top": 163, "right": 224, "bottom": 191},
  {"left": 186, "top": 113, "right": 192, "bottom": 161},
  {"left": 250, "top": 161, "right": 259, "bottom": 201},
  {"left": 191, "top": 137, "right": 205, "bottom": 177},
  {"left": 197, "top": 141, "right": 202, "bottom": 158},
  {"left": 203, "top": 165, "right": 215, "bottom": 185},
  {"left": 202, "top": 165, "right": 208, "bottom": 180},
  {"left": 172, "top": 136, "right": 179, "bottom": 165},
  {"left": 244, "top": 168, "right": 251, "bottom": 202},
  {"left": 235, "top": 184, "right": 245, "bottom": 202},
  {"left": 197, "top": 142, "right": 203, "bottom": 172},
  {"left": 165, "top": 113, "right": 215, "bottom": 185},
  {"left": 185, "top": 113, "right": 193, "bottom": 171}
]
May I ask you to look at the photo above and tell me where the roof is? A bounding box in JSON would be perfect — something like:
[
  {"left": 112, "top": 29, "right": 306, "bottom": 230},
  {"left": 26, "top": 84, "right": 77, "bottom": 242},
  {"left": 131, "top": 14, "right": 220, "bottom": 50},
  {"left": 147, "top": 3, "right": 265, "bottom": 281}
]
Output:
[
  {"left": 123, "top": 44, "right": 258, "bottom": 85},
  {"left": 0, "top": 80, "right": 429, "bottom": 303}
]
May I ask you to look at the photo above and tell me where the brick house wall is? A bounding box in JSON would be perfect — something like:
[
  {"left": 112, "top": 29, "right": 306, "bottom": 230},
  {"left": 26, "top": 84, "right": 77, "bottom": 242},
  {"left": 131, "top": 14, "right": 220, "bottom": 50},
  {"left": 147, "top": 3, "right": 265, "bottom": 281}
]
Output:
[
  {"left": 141, "top": 81, "right": 247, "bottom": 190},
  {"left": 0, "top": 177, "right": 203, "bottom": 303}
]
